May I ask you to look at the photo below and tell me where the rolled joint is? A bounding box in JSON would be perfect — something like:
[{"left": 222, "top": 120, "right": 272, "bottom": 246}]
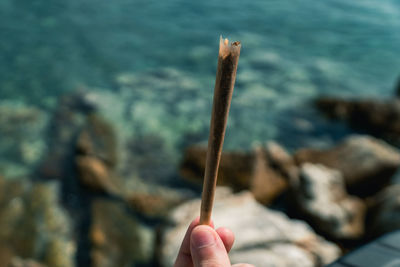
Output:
[{"left": 219, "top": 36, "right": 241, "bottom": 59}]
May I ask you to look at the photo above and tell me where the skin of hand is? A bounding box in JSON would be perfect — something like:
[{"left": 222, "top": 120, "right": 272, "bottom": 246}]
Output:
[{"left": 174, "top": 217, "right": 254, "bottom": 267}]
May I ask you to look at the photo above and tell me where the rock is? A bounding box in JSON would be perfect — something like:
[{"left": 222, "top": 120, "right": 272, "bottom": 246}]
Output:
[
  {"left": 121, "top": 176, "right": 195, "bottom": 218},
  {"left": 180, "top": 144, "right": 289, "bottom": 205},
  {"left": 160, "top": 187, "right": 340, "bottom": 267},
  {"left": 395, "top": 76, "right": 400, "bottom": 97},
  {"left": 39, "top": 92, "right": 115, "bottom": 174},
  {"left": 295, "top": 135, "right": 400, "bottom": 197},
  {"left": 0, "top": 244, "right": 14, "bottom": 267},
  {"left": 291, "top": 163, "right": 366, "bottom": 240},
  {"left": 124, "top": 134, "right": 177, "bottom": 184},
  {"left": 89, "top": 199, "right": 154, "bottom": 267},
  {"left": 0, "top": 176, "right": 75, "bottom": 266},
  {"left": 75, "top": 113, "right": 121, "bottom": 194},
  {"left": 366, "top": 185, "right": 400, "bottom": 238},
  {"left": 250, "top": 145, "right": 290, "bottom": 205},
  {"left": 0, "top": 102, "right": 48, "bottom": 178},
  {"left": 180, "top": 146, "right": 253, "bottom": 191},
  {"left": 264, "top": 141, "right": 299, "bottom": 181},
  {"left": 75, "top": 155, "right": 120, "bottom": 195},
  {"left": 392, "top": 169, "right": 400, "bottom": 184},
  {"left": 38, "top": 93, "right": 89, "bottom": 180},
  {"left": 8, "top": 257, "right": 46, "bottom": 267},
  {"left": 126, "top": 192, "right": 187, "bottom": 219},
  {"left": 316, "top": 97, "right": 400, "bottom": 144},
  {"left": 76, "top": 114, "right": 117, "bottom": 168}
]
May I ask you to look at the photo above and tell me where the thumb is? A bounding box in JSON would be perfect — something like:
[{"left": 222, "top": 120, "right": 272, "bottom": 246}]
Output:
[{"left": 190, "top": 225, "right": 231, "bottom": 267}]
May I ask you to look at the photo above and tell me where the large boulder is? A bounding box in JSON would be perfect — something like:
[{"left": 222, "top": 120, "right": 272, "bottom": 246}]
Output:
[
  {"left": 160, "top": 188, "right": 340, "bottom": 267},
  {"left": 180, "top": 143, "right": 290, "bottom": 205},
  {"left": 366, "top": 185, "right": 400, "bottom": 238},
  {"left": 89, "top": 199, "right": 154, "bottom": 267},
  {"left": 0, "top": 176, "right": 75, "bottom": 266},
  {"left": 291, "top": 164, "right": 366, "bottom": 240},
  {"left": 295, "top": 135, "right": 400, "bottom": 197},
  {"left": 316, "top": 97, "right": 400, "bottom": 144}
]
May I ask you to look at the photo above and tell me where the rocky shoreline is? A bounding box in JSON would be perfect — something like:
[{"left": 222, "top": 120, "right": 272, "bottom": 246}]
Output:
[{"left": 1, "top": 86, "right": 400, "bottom": 266}]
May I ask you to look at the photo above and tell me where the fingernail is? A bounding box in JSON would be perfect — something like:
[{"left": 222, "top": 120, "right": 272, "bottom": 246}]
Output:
[{"left": 191, "top": 226, "right": 216, "bottom": 249}]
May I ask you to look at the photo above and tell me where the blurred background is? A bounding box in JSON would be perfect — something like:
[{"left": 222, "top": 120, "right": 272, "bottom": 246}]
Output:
[{"left": 0, "top": 0, "right": 399, "bottom": 266}]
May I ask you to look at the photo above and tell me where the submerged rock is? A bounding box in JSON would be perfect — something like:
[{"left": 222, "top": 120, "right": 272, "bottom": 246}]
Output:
[
  {"left": 160, "top": 187, "right": 340, "bottom": 267},
  {"left": 180, "top": 144, "right": 290, "bottom": 205},
  {"left": 295, "top": 135, "right": 400, "bottom": 197},
  {"left": 366, "top": 185, "right": 400, "bottom": 238},
  {"left": 124, "top": 134, "right": 177, "bottom": 184},
  {"left": 291, "top": 164, "right": 366, "bottom": 240},
  {"left": 89, "top": 199, "right": 154, "bottom": 267},
  {"left": 0, "top": 176, "right": 75, "bottom": 266},
  {"left": 316, "top": 97, "right": 400, "bottom": 144},
  {"left": 38, "top": 91, "right": 122, "bottom": 197},
  {"left": 0, "top": 102, "right": 48, "bottom": 178},
  {"left": 8, "top": 257, "right": 46, "bottom": 267},
  {"left": 38, "top": 94, "right": 88, "bottom": 180}
]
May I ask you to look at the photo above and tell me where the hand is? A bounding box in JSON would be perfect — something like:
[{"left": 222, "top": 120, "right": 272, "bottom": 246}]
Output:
[{"left": 174, "top": 217, "right": 254, "bottom": 267}]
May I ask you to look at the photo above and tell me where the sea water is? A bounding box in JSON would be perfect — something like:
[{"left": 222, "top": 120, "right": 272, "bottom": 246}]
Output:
[{"left": 1, "top": 0, "right": 400, "bottom": 179}]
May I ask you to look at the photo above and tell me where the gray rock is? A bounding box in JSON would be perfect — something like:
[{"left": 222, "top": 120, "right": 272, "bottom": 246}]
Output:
[
  {"left": 292, "top": 164, "right": 366, "bottom": 239},
  {"left": 160, "top": 187, "right": 340, "bottom": 267},
  {"left": 265, "top": 141, "right": 298, "bottom": 180},
  {"left": 295, "top": 135, "right": 400, "bottom": 197},
  {"left": 367, "top": 185, "right": 400, "bottom": 238}
]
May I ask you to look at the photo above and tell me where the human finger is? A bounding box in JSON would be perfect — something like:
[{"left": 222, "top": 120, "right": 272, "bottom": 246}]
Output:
[
  {"left": 190, "top": 225, "right": 231, "bottom": 267},
  {"left": 174, "top": 217, "right": 214, "bottom": 267},
  {"left": 216, "top": 227, "right": 235, "bottom": 253}
]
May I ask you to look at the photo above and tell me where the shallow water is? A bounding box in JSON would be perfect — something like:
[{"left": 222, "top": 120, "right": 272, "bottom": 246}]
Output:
[{"left": 1, "top": 0, "right": 400, "bottom": 178}]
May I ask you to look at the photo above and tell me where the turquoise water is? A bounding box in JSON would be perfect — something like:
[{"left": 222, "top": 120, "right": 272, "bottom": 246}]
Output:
[{"left": 1, "top": 0, "right": 400, "bottom": 178}]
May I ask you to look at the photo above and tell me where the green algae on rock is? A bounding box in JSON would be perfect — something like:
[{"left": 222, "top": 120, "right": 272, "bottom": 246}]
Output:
[
  {"left": 0, "top": 176, "right": 75, "bottom": 266},
  {"left": 89, "top": 199, "right": 154, "bottom": 267}
]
